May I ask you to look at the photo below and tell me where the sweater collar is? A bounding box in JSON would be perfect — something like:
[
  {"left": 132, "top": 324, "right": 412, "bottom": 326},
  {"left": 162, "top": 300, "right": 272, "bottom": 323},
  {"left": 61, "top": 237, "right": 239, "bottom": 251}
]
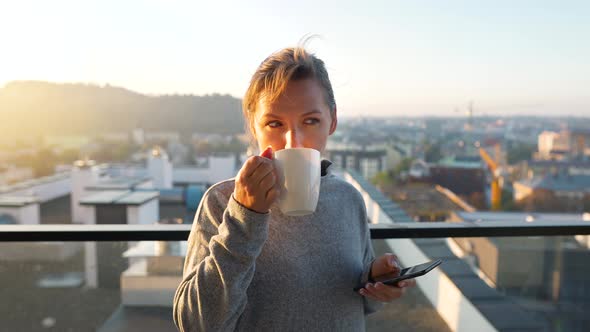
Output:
[{"left": 321, "top": 159, "right": 332, "bottom": 176}]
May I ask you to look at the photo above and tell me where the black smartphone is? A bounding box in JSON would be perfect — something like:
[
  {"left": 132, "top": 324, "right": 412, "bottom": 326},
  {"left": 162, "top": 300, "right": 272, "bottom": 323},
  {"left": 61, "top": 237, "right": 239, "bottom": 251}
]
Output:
[{"left": 354, "top": 259, "right": 442, "bottom": 291}]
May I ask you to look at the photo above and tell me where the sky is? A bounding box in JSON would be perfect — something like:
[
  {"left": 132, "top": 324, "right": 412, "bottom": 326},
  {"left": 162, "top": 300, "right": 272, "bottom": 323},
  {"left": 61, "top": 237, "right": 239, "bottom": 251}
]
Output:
[{"left": 0, "top": 0, "right": 589, "bottom": 116}]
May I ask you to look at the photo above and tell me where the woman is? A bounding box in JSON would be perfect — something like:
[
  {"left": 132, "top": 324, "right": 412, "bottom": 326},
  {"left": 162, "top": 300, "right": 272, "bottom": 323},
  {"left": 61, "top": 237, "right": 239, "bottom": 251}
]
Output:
[{"left": 173, "top": 45, "right": 415, "bottom": 331}]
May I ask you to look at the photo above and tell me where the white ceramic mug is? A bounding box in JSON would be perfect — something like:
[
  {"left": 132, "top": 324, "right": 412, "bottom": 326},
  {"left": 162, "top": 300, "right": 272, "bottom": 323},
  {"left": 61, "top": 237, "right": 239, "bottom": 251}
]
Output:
[{"left": 273, "top": 148, "right": 321, "bottom": 216}]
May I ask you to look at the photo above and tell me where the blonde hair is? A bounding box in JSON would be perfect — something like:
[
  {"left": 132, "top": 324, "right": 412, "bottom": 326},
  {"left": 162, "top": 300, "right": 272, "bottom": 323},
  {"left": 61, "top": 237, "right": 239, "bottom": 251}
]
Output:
[{"left": 242, "top": 45, "right": 336, "bottom": 144}]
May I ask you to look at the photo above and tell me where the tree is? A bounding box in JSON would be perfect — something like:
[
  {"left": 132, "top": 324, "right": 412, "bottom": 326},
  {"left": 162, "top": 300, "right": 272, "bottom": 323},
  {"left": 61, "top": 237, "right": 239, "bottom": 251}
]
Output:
[
  {"left": 195, "top": 141, "right": 211, "bottom": 155},
  {"left": 507, "top": 142, "right": 535, "bottom": 164},
  {"left": 466, "top": 192, "right": 486, "bottom": 210},
  {"left": 424, "top": 142, "right": 442, "bottom": 163},
  {"left": 393, "top": 158, "right": 414, "bottom": 177},
  {"left": 58, "top": 148, "right": 80, "bottom": 164},
  {"left": 371, "top": 170, "right": 394, "bottom": 188},
  {"left": 31, "top": 148, "right": 57, "bottom": 177},
  {"left": 92, "top": 142, "right": 134, "bottom": 162},
  {"left": 500, "top": 188, "right": 517, "bottom": 211}
]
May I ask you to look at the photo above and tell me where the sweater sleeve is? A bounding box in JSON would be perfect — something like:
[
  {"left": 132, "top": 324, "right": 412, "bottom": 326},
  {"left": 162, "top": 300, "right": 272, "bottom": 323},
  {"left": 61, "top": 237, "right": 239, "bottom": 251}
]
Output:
[
  {"left": 173, "top": 185, "right": 270, "bottom": 332},
  {"left": 358, "top": 197, "right": 384, "bottom": 314}
]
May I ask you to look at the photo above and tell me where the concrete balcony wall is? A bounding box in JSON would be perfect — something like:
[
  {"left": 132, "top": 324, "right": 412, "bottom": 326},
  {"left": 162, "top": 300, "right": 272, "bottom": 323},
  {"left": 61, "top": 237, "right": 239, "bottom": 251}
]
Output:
[{"left": 342, "top": 171, "right": 497, "bottom": 332}]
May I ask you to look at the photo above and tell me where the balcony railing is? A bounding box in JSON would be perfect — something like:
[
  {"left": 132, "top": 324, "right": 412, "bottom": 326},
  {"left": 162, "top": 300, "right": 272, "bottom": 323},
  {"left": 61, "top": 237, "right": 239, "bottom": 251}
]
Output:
[
  {"left": 1, "top": 222, "right": 590, "bottom": 332},
  {"left": 1, "top": 220, "right": 589, "bottom": 242}
]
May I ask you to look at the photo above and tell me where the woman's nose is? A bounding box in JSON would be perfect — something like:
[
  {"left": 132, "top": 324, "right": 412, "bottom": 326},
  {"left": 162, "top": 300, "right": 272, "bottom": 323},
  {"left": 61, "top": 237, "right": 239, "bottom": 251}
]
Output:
[{"left": 285, "top": 129, "right": 303, "bottom": 149}]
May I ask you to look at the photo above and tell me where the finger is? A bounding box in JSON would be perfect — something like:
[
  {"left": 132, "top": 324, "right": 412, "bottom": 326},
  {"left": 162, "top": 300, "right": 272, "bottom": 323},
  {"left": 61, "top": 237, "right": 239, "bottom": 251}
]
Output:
[
  {"left": 363, "top": 283, "right": 389, "bottom": 302},
  {"left": 398, "top": 279, "right": 416, "bottom": 288},
  {"left": 385, "top": 254, "right": 401, "bottom": 272},
  {"left": 361, "top": 282, "right": 406, "bottom": 303},
  {"left": 359, "top": 285, "right": 382, "bottom": 302},
  {"left": 260, "top": 146, "right": 273, "bottom": 159},
  {"left": 258, "top": 170, "right": 276, "bottom": 193},
  {"left": 249, "top": 159, "right": 275, "bottom": 184},
  {"left": 242, "top": 157, "right": 264, "bottom": 178},
  {"left": 265, "top": 186, "right": 280, "bottom": 204},
  {"left": 264, "top": 168, "right": 281, "bottom": 203},
  {"left": 374, "top": 282, "right": 404, "bottom": 300},
  {"left": 372, "top": 253, "right": 401, "bottom": 278},
  {"left": 360, "top": 291, "right": 383, "bottom": 303},
  {"left": 365, "top": 284, "right": 386, "bottom": 302}
]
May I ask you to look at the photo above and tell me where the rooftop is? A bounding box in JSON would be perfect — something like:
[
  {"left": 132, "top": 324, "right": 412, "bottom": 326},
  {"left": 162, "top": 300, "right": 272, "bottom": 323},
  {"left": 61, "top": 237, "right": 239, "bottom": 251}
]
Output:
[
  {"left": 0, "top": 172, "right": 70, "bottom": 194},
  {"left": 436, "top": 156, "right": 482, "bottom": 169},
  {"left": 380, "top": 183, "right": 464, "bottom": 221},
  {"left": 516, "top": 174, "right": 590, "bottom": 192},
  {"left": 528, "top": 158, "right": 590, "bottom": 168},
  {"left": 457, "top": 211, "right": 590, "bottom": 223},
  {"left": 0, "top": 195, "right": 38, "bottom": 207},
  {"left": 86, "top": 176, "right": 153, "bottom": 191},
  {"left": 80, "top": 190, "right": 159, "bottom": 206}
]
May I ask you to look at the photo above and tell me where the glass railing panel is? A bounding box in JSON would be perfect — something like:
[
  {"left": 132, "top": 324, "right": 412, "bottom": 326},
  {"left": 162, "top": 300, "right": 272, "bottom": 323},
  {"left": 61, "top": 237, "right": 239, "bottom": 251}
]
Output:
[
  {"left": 367, "top": 239, "right": 451, "bottom": 332},
  {"left": 6, "top": 235, "right": 586, "bottom": 331},
  {"left": 435, "top": 235, "right": 590, "bottom": 332},
  {"left": 0, "top": 239, "right": 453, "bottom": 332},
  {"left": 0, "top": 241, "right": 181, "bottom": 332}
]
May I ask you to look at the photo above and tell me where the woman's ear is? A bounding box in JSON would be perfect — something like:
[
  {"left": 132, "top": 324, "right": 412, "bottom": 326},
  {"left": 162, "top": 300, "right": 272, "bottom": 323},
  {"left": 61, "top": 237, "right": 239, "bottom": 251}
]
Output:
[{"left": 329, "top": 106, "right": 338, "bottom": 135}]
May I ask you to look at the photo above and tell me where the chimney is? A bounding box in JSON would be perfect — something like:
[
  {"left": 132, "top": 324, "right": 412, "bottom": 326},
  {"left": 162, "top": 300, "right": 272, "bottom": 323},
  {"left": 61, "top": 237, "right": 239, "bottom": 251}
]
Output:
[
  {"left": 80, "top": 190, "right": 159, "bottom": 288},
  {"left": 148, "top": 146, "right": 173, "bottom": 189},
  {"left": 132, "top": 128, "right": 145, "bottom": 145},
  {"left": 71, "top": 159, "right": 100, "bottom": 224}
]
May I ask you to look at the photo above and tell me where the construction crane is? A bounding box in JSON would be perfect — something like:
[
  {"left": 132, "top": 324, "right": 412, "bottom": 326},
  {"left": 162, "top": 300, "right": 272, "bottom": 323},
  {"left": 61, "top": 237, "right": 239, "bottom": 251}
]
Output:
[{"left": 479, "top": 146, "right": 502, "bottom": 210}]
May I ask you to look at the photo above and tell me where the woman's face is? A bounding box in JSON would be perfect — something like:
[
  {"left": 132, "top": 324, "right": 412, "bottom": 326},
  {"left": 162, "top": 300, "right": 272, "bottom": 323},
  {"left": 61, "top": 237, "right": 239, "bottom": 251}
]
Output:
[{"left": 253, "top": 78, "right": 337, "bottom": 153}]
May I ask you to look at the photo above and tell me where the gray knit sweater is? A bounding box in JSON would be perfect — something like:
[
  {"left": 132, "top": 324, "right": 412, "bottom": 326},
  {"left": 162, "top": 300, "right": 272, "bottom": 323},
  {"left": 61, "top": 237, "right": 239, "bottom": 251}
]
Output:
[{"left": 173, "top": 162, "right": 381, "bottom": 331}]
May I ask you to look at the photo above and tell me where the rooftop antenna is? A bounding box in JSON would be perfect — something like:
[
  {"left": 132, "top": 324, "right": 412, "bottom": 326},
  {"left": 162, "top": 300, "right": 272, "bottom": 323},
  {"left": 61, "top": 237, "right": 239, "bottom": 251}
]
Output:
[{"left": 467, "top": 100, "right": 474, "bottom": 131}]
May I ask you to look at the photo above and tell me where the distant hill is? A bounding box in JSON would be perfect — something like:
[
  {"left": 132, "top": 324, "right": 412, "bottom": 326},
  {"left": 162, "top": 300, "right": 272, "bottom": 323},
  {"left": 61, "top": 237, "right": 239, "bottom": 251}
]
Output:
[{"left": 0, "top": 81, "right": 244, "bottom": 138}]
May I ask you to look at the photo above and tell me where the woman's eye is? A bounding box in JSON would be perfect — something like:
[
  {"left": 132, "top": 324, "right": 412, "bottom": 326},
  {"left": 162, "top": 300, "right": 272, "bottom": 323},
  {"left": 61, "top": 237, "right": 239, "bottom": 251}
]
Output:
[
  {"left": 304, "top": 118, "right": 320, "bottom": 125},
  {"left": 266, "top": 120, "right": 282, "bottom": 128}
]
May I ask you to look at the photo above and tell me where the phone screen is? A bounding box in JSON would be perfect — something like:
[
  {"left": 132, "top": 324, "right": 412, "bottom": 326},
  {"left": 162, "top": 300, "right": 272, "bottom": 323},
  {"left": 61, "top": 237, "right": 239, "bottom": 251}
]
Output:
[
  {"left": 354, "top": 259, "right": 442, "bottom": 291},
  {"left": 399, "top": 261, "right": 438, "bottom": 276}
]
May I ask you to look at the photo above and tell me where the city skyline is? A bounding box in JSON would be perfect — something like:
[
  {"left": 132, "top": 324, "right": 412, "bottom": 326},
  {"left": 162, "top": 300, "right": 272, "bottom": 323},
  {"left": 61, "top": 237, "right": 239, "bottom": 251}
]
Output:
[{"left": 1, "top": 0, "right": 589, "bottom": 116}]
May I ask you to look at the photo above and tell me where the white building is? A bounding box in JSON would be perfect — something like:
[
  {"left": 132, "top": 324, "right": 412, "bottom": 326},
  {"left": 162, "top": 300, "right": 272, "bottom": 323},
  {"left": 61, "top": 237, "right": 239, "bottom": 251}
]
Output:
[
  {"left": 0, "top": 196, "right": 40, "bottom": 225},
  {"left": 537, "top": 130, "right": 570, "bottom": 160},
  {"left": 147, "top": 147, "right": 173, "bottom": 189}
]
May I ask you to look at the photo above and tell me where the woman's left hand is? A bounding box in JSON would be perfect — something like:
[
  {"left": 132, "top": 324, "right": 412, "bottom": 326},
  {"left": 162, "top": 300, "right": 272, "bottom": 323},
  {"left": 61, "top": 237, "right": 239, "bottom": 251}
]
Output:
[{"left": 358, "top": 253, "right": 416, "bottom": 302}]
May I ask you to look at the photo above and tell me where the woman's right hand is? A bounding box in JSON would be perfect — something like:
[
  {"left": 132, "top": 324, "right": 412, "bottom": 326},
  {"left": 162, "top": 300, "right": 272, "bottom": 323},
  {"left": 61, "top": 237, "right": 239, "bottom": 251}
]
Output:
[{"left": 233, "top": 146, "right": 280, "bottom": 214}]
